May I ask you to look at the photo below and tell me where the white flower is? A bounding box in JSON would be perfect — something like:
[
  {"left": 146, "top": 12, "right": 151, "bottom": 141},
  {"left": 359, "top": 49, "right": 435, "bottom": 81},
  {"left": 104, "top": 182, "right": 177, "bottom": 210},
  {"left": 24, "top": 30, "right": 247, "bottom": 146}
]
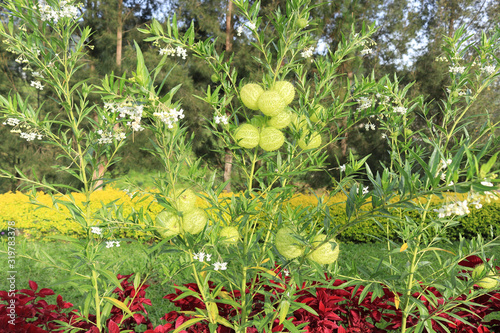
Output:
[
  {"left": 193, "top": 252, "right": 206, "bottom": 262},
  {"left": 357, "top": 96, "right": 371, "bottom": 111},
  {"left": 481, "top": 181, "right": 494, "bottom": 187},
  {"left": 153, "top": 107, "right": 184, "bottom": 128},
  {"left": 114, "top": 241, "right": 120, "bottom": 247},
  {"left": 215, "top": 115, "right": 228, "bottom": 125},
  {"left": 340, "top": 164, "right": 346, "bottom": 173},
  {"left": 247, "top": 22, "right": 256, "bottom": 30},
  {"left": 301, "top": 46, "right": 314, "bottom": 59},
  {"left": 449, "top": 66, "right": 465, "bottom": 74},
  {"left": 236, "top": 25, "right": 244, "bottom": 37},
  {"left": 4, "top": 118, "right": 20, "bottom": 126},
  {"left": 480, "top": 65, "right": 496, "bottom": 76},
  {"left": 159, "top": 47, "right": 175, "bottom": 56},
  {"left": 30, "top": 80, "right": 44, "bottom": 90},
  {"left": 91, "top": 227, "right": 102, "bottom": 235},
  {"left": 106, "top": 241, "right": 115, "bottom": 248},
  {"left": 213, "top": 262, "right": 228, "bottom": 271},
  {"left": 393, "top": 106, "right": 407, "bottom": 114},
  {"left": 370, "top": 123, "right": 376, "bottom": 131},
  {"left": 205, "top": 253, "right": 212, "bottom": 262},
  {"left": 441, "top": 158, "right": 452, "bottom": 169},
  {"left": 363, "top": 186, "right": 369, "bottom": 195},
  {"left": 32, "top": 71, "right": 44, "bottom": 79},
  {"left": 360, "top": 48, "right": 373, "bottom": 56},
  {"left": 175, "top": 46, "right": 187, "bottom": 59},
  {"left": 283, "top": 269, "right": 290, "bottom": 277},
  {"left": 381, "top": 133, "right": 387, "bottom": 139}
]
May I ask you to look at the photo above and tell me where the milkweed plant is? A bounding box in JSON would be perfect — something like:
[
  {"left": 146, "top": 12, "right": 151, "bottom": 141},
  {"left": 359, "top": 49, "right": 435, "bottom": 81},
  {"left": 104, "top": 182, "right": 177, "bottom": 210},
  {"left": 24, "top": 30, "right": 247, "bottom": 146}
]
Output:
[{"left": 0, "top": 0, "right": 499, "bottom": 332}]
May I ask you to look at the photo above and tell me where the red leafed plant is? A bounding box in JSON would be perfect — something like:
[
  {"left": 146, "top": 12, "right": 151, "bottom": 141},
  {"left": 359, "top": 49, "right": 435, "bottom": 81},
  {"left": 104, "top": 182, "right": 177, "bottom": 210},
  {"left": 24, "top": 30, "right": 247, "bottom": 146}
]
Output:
[
  {"left": 0, "top": 275, "right": 154, "bottom": 333},
  {"left": 153, "top": 259, "right": 500, "bottom": 333}
]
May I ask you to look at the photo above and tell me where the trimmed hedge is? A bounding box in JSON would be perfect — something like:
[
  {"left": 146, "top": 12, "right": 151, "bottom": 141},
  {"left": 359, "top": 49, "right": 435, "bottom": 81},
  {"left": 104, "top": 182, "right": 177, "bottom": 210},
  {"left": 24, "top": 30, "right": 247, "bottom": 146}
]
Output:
[{"left": 0, "top": 189, "right": 498, "bottom": 243}]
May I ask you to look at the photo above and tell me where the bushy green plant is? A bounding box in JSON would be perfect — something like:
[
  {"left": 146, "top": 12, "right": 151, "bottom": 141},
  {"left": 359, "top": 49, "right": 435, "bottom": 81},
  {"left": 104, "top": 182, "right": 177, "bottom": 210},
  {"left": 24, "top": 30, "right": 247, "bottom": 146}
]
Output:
[{"left": 0, "top": 0, "right": 499, "bottom": 332}]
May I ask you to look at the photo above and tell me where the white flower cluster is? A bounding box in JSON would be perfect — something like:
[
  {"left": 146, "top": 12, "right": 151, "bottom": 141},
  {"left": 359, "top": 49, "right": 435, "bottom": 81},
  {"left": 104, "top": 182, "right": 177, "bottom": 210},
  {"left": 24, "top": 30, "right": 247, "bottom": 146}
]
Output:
[
  {"left": 236, "top": 21, "right": 256, "bottom": 37},
  {"left": 30, "top": 80, "right": 44, "bottom": 90},
  {"left": 96, "top": 129, "right": 126, "bottom": 144},
  {"left": 361, "top": 122, "right": 376, "bottom": 131},
  {"left": 301, "top": 46, "right": 314, "bottom": 59},
  {"left": 193, "top": 251, "right": 211, "bottom": 262},
  {"left": 38, "top": 0, "right": 80, "bottom": 22},
  {"left": 3, "top": 118, "right": 20, "bottom": 126},
  {"left": 91, "top": 227, "right": 102, "bottom": 235},
  {"left": 449, "top": 66, "right": 466, "bottom": 74},
  {"left": 433, "top": 200, "right": 470, "bottom": 218},
  {"left": 480, "top": 65, "right": 496, "bottom": 76},
  {"left": 159, "top": 46, "right": 187, "bottom": 59},
  {"left": 362, "top": 186, "right": 369, "bottom": 195},
  {"left": 32, "top": 71, "right": 44, "bottom": 79},
  {"left": 105, "top": 102, "right": 144, "bottom": 132},
  {"left": 3, "top": 118, "right": 43, "bottom": 141},
  {"left": 153, "top": 107, "right": 185, "bottom": 128},
  {"left": 360, "top": 48, "right": 373, "bottom": 56},
  {"left": 214, "top": 114, "right": 228, "bottom": 125},
  {"left": 339, "top": 164, "right": 346, "bottom": 173},
  {"left": 213, "top": 262, "right": 228, "bottom": 271},
  {"left": 356, "top": 96, "right": 372, "bottom": 111},
  {"left": 393, "top": 106, "right": 407, "bottom": 114},
  {"left": 106, "top": 241, "right": 120, "bottom": 248},
  {"left": 193, "top": 252, "right": 228, "bottom": 271},
  {"left": 20, "top": 132, "right": 43, "bottom": 141}
]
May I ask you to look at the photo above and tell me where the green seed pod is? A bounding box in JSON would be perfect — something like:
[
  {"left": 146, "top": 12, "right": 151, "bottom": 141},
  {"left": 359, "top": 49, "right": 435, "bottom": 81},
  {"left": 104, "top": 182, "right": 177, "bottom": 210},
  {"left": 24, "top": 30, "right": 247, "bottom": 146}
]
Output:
[
  {"left": 290, "top": 113, "right": 308, "bottom": 131},
  {"left": 268, "top": 109, "right": 292, "bottom": 129},
  {"left": 310, "top": 105, "right": 326, "bottom": 123},
  {"left": 275, "top": 227, "right": 305, "bottom": 259},
  {"left": 298, "top": 131, "right": 321, "bottom": 150},
  {"left": 155, "top": 211, "right": 181, "bottom": 238},
  {"left": 259, "top": 127, "right": 285, "bottom": 151},
  {"left": 308, "top": 234, "right": 340, "bottom": 265},
  {"left": 234, "top": 124, "right": 260, "bottom": 149},
  {"left": 297, "top": 18, "right": 309, "bottom": 29},
  {"left": 174, "top": 188, "right": 197, "bottom": 213},
  {"left": 220, "top": 226, "right": 240, "bottom": 244},
  {"left": 240, "top": 84, "right": 264, "bottom": 110},
  {"left": 272, "top": 81, "right": 295, "bottom": 105},
  {"left": 211, "top": 74, "right": 219, "bottom": 83},
  {"left": 258, "top": 91, "right": 286, "bottom": 117},
  {"left": 182, "top": 208, "right": 208, "bottom": 235}
]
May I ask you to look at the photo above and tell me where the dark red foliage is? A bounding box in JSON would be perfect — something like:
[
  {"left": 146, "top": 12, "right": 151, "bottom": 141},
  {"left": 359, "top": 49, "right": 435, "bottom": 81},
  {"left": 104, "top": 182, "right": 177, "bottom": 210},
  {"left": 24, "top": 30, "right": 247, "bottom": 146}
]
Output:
[
  {"left": 2, "top": 257, "right": 500, "bottom": 332},
  {"left": 0, "top": 274, "right": 153, "bottom": 333},
  {"left": 156, "top": 261, "right": 500, "bottom": 333}
]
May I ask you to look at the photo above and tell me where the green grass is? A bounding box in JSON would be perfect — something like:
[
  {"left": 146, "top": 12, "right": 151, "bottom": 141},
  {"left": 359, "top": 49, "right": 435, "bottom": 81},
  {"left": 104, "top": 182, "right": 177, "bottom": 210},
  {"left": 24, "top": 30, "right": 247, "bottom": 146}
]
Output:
[{"left": 1, "top": 239, "right": 499, "bottom": 328}]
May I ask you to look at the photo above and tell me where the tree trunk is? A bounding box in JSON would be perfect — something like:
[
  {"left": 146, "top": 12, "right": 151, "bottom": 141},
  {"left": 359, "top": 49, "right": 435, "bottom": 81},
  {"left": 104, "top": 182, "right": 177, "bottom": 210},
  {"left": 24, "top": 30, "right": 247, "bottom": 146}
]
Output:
[
  {"left": 116, "top": 0, "right": 123, "bottom": 68},
  {"left": 223, "top": 0, "right": 234, "bottom": 193}
]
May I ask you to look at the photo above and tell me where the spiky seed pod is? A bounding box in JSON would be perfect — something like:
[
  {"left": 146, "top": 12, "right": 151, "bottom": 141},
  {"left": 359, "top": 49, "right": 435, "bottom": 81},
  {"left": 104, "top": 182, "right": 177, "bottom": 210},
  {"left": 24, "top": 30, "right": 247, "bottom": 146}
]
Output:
[
  {"left": 268, "top": 109, "right": 292, "bottom": 129},
  {"left": 297, "top": 18, "right": 308, "bottom": 29},
  {"left": 220, "top": 226, "right": 240, "bottom": 244},
  {"left": 155, "top": 211, "right": 181, "bottom": 238},
  {"left": 240, "top": 84, "right": 264, "bottom": 110},
  {"left": 308, "top": 234, "right": 340, "bottom": 265},
  {"left": 234, "top": 124, "right": 260, "bottom": 149},
  {"left": 272, "top": 81, "right": 295, "bottom": 105},
  {"left": 259, "top": 127, "right": 285, "bottom": 151},
  {"left": 182, "top": 208, "right": 208, "bottom": 235},
  {"left": 275, "top": 227, "right": 305, "bottom": 259},
  {"left": 298, "top": 131, "right": 321, "bottom": 150},
  {"left": 257, "top": 91, "right": 286, "bottom": 117},
  {"left": 173, "top": 188, "right": 197, "bottom": 213}
]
